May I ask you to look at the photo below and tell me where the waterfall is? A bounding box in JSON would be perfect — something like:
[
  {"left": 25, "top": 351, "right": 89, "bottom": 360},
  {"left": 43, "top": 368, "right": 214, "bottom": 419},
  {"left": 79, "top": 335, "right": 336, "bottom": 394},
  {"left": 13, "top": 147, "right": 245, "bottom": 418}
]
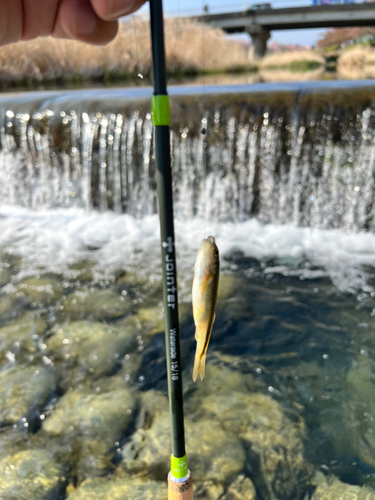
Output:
[{"left": 0, "top": 84, "right": 375, "bottom": 232}]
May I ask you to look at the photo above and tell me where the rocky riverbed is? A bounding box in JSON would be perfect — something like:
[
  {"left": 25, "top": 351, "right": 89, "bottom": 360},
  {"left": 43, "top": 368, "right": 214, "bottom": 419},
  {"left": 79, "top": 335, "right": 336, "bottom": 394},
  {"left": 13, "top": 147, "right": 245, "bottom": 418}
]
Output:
[{"left": 0, "top": 215, "right": 374, "bottom": 500}]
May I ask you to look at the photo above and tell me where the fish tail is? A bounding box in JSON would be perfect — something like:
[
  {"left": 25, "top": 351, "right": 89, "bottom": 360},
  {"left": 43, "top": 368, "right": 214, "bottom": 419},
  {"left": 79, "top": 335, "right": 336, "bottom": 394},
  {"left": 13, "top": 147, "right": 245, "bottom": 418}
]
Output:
[{"left": 193, "top": 353, "right": 206, "bottom": 382}]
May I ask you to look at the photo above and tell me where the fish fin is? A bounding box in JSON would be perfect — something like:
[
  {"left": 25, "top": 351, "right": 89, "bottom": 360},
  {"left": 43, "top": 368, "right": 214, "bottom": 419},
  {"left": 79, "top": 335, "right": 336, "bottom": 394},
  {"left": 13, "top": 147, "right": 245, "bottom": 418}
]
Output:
[
  {"left": 192, "top": 353, "right": 206, "bottom": 382},
  {"left": 199, "top": 354, "right": 206, "bottom": 381},
  {"left": 192, "top": 355, "right": 200, "bottom": 382}
]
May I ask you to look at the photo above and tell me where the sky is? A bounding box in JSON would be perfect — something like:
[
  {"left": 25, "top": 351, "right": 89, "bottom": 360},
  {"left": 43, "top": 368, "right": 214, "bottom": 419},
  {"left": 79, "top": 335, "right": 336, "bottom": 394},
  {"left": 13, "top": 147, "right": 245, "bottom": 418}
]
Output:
[{"left": 135, "top": 0, "right": 360, "bottom": 47}]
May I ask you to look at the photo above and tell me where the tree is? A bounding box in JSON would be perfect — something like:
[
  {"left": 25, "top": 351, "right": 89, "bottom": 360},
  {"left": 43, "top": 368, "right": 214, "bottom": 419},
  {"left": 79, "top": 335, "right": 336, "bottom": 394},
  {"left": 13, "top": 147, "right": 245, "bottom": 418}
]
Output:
[{"left": 317, "top": 27, "right": 375, "bottom": 49}]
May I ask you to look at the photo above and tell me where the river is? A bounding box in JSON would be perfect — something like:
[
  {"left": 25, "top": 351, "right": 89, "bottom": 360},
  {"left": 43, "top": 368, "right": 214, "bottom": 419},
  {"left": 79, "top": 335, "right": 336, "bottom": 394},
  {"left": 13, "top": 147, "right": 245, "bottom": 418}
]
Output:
[{"left": 0, "top": 81, "right": 374, "bottom": 500}]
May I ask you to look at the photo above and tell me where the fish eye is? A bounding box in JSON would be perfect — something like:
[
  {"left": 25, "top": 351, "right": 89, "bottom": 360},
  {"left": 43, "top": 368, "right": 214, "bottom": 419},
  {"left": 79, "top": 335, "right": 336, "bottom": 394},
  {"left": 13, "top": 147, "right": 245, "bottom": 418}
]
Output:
[{"left": 214, "top": 250, "right": 218, "bottom": 256}]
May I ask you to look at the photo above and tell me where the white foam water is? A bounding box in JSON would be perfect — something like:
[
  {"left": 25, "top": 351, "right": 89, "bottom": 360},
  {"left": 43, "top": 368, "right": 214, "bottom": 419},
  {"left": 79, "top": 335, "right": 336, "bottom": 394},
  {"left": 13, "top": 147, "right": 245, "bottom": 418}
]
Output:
[
  {"left": 1, "top": 86, "right": 375, "bottom": 233},
  {"left": 0, "top": 206, "right": 374, "bottom": 298}
]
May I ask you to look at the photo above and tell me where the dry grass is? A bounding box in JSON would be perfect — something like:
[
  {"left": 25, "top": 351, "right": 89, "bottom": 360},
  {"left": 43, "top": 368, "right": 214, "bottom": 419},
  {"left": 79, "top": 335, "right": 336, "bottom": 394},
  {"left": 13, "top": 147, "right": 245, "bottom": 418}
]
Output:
[
  {"left": 261, "top": 50, "right": 324, "bottom": 69},
  {"left": 0, "top": 19, "right": 334, "bottom": 88},
  {"left": 0, "top": 18, "right": 250, "bottom": 85},
  {"left": 259, "top": 67, "right": 325, "bottom": 82},
  {"left": 164, "top": 18, "right": 251, "bottom": 72},
  {"left": 188, "top": 73, "right": 260, "bottom": 86},
  {"left": 189, "top": 67, "right": 325, "bottom": 86},
  {"left": 337, "top": 45, "right": 375, "bottom": 70},
  {"left": 337, "top": 65, "right": 375, "bottom": 80}
]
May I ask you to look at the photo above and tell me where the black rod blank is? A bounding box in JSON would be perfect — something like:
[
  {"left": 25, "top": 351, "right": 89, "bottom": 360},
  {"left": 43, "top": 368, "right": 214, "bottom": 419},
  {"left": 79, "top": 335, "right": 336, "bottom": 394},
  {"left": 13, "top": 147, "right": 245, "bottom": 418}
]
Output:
[{"left": 149, "top": 0, "right": 187, "bottom": 462}]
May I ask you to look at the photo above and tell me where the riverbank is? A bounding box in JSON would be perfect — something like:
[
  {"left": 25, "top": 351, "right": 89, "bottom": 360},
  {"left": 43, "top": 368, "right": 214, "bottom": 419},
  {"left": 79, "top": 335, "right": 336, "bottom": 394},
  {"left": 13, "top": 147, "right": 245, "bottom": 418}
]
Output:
[
  {"left": 0, "top": 19, "right": 331, "bottom": 91},
  {"left": 0, "top": 18, "right": 256, "bottom": 90},
  {"left": 260, "top": 50, "right": 324, "bottom": 72},
  {"left": 4, "top": 19, "right": 373, "bottom": 90},
  {"left": 337, "top": 45, "right": 375, "bottom": 79}
]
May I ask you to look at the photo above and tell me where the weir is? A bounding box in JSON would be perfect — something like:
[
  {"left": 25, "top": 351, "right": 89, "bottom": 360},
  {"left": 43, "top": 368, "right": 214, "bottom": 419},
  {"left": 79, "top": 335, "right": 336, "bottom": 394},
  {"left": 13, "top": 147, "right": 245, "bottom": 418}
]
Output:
[{"left": 1, "top": 83, "right": 375, "bottom": 232}]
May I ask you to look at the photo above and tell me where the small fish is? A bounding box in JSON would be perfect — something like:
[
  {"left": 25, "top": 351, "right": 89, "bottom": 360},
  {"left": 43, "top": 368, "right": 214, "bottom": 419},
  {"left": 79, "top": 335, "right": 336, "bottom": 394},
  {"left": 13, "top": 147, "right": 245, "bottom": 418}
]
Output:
[{"left": 192, "top": 236, "right": 220, "bottom": 382}]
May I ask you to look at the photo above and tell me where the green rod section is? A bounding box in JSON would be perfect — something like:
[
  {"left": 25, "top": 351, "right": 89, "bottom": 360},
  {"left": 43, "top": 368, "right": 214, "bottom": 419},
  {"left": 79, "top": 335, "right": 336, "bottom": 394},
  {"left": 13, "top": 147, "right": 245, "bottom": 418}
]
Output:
[{"left": 149, "top": 0, "right": 187, "bottom": 465}]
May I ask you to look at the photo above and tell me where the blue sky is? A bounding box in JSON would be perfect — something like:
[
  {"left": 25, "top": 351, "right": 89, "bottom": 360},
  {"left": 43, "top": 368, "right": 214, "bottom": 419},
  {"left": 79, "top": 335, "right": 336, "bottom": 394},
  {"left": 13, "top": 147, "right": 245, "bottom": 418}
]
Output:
[{"left": 136, "top": 0, "right": 354, "bottom": 46}]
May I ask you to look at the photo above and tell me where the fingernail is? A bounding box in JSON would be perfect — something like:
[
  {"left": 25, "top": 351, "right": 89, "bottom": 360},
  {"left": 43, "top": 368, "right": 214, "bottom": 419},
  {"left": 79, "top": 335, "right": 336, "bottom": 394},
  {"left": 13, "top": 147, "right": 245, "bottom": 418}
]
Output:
[
  {"left": 108, "top": 0, "right": 134, "bottom": 18},
  {"left": 74, "top": 2, "right": 98, "bottom": 35}
]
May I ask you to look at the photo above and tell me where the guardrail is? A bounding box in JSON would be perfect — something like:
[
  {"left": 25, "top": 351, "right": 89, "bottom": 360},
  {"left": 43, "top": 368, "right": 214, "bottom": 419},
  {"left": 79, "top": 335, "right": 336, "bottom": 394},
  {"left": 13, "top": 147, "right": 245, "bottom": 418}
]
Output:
[{"left": 164, "top": 0, "right": 363, "bottom": 17}]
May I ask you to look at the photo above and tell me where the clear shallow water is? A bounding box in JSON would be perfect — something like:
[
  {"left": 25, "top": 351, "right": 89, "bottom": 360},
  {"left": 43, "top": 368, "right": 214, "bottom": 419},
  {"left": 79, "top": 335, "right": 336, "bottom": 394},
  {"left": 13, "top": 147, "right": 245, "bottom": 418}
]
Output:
[
  {"left": 0, "top": 82, "right": 375, "bottom": 499},
  {"left": 0, "top": 207, "right": 374, "bottom": 492}
]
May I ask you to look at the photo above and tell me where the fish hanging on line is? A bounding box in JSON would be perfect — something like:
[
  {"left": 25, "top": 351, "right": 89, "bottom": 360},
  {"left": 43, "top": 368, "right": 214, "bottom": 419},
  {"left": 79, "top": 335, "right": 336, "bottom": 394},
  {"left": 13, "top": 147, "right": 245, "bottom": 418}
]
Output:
[{"left": 192, "top": 236, "right": 220, "bottom": 382}]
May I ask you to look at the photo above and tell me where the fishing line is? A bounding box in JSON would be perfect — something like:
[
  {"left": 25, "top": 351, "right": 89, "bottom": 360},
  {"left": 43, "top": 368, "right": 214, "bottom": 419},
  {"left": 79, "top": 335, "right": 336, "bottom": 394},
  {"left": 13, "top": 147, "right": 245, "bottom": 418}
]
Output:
[
  {"left": 201, "top": 0, "right": 208, "bottom": 238},
  {"left": 132, "top": 15, "right": 152, "bottom": 84},
  {"left": 167, "top": 0, "right": 181, "bottom": 85},
  {"left": 201, "top": 120, "right": 207, "bottom": 237}
]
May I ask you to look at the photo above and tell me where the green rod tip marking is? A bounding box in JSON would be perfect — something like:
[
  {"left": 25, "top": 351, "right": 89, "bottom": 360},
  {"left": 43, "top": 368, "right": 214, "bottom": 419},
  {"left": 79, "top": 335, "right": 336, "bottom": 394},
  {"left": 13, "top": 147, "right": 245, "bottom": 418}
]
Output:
[
  {"left": 152, "top": 95, "right": 171, "bottom": 126},
  {"left": 170, "top": 454, "right": 189, "bottom": 479}
]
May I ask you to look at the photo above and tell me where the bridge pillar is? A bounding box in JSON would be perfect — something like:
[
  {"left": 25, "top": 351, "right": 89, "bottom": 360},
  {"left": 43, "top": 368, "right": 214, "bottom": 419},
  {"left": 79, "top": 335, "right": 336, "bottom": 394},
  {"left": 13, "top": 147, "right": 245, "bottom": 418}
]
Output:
[{"left": 246, "top": 25, "right": 270, "bottom": 59}]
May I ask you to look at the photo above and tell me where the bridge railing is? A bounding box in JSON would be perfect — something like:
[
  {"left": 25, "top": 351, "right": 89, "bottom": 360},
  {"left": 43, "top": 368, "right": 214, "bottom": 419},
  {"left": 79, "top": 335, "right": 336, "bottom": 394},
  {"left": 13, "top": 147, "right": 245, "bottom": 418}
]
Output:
[{"left": 164, "top": 0, "right": 364, "bottom": 18}]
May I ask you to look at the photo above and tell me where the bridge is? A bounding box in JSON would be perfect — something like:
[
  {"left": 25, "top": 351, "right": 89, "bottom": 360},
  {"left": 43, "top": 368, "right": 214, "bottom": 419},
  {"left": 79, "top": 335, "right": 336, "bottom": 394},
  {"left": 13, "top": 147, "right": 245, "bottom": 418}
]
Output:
[{"left": 190, "top": 3, "right": 375, "bottom": 58}]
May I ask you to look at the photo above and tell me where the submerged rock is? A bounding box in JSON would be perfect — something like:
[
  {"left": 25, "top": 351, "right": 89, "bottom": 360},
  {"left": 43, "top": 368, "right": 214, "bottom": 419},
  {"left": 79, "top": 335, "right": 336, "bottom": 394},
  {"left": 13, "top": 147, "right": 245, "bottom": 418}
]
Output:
[
  {"left": 121, "top": 391, "right": 245, "bottom": 487},
  {"left": 128, "top": 302, "right": 191, "bottom": 348},
  {"left": 113, "top": 352, "right": 142, "bottom": 386},
  {"left": 115, "top": 270, "right": 150, "bottom": 288},
  {"left": 133, "top": 306, "right": 165, "bottom": 337},
  {"left": 60, "top": 288, "right": 131, "bottom": 320},
  {"left": 345, "top": 358, "right": 375, "bottom": 469},
  {"left": 68, "top": 260, "right": 96, "bottom": 282},
  {"left": 120, "top": 411, "right": 169, "bottom": 480},
  {"left": 66, "top": 476, "right": 167, "bottom": 500},
  {"left": 185, "top": 361, "right": 261, "bottom": 406},
  {"left": 0, "top": 313, "right": 46, "bottom": 364},
  {"left": 185, "top": 419, "right": 245, "bottom": 485},
  {"left": 0, "top": 295, "right": 19, "bottom": 319},
  {"left": 43, "top": 387, "right": 136, "bottom": 479},
  {"left": 139, "top": 390, "right": 169, "bottom": 417},
  {"left": 198, "top": 389, "right": 311, "bottom": 500},
  {"left": 16, "top": 276, "right": 64, "bottom": 303},
  {"left": 116, "top": 269, "right": 162, "bottom": 295},
  {"left": 47, "top": 320, "right": 136, "bottom": 386},
  {"left": 0, "top": 365, "right": 54, "bottom": 425},
  {"left": 0, "top": 450, "right": 65, "bottom": 500},
  {"left": 311, "top": 471, "right": 375, "bottom": 500},
  {"left": 194, "top": 480, "right": 224, "bottom": 500},
  {"left": 222, "top": 475, "right": 257, "bottom": 500},
  {"left": 0, "top": 428, "right": 31, "bottom": 461},
  {"left": 185, "top": 361, "right": 311, "bottom": 500},
  {"left": 0, "top": 265, "right": 12, "bottom": 287},
  {"left": 217, "top": 275, "right": 242, "bottom": 301}
]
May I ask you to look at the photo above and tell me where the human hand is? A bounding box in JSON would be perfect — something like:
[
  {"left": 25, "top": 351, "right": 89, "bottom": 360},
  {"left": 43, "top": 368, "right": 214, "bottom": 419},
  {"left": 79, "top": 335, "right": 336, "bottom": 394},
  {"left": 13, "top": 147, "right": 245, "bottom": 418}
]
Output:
[{"left": 0, "top": 0, "right": 146, "bottom": 47}]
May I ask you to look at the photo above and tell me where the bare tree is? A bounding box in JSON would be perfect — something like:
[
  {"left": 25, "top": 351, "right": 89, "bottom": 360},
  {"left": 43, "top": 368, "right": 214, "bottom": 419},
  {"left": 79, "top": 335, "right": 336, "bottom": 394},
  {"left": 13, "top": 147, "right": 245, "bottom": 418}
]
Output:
[{"left": 318, "top": 27, "right": 375, "bottom": 49}]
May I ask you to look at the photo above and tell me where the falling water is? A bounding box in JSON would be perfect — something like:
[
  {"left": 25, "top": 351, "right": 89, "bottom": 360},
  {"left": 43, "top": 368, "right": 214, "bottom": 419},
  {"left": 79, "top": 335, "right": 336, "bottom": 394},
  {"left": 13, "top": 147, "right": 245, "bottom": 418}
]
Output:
[{"left": 0, "top": 84, "right": 375, "bottom": 232}]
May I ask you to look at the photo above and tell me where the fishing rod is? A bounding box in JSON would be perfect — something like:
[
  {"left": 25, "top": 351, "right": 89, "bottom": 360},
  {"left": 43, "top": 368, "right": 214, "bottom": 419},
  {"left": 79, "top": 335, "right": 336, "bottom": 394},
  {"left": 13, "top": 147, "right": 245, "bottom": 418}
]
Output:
[{"left": 149, "top": 0, "right": 194, "bottom": 498}]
